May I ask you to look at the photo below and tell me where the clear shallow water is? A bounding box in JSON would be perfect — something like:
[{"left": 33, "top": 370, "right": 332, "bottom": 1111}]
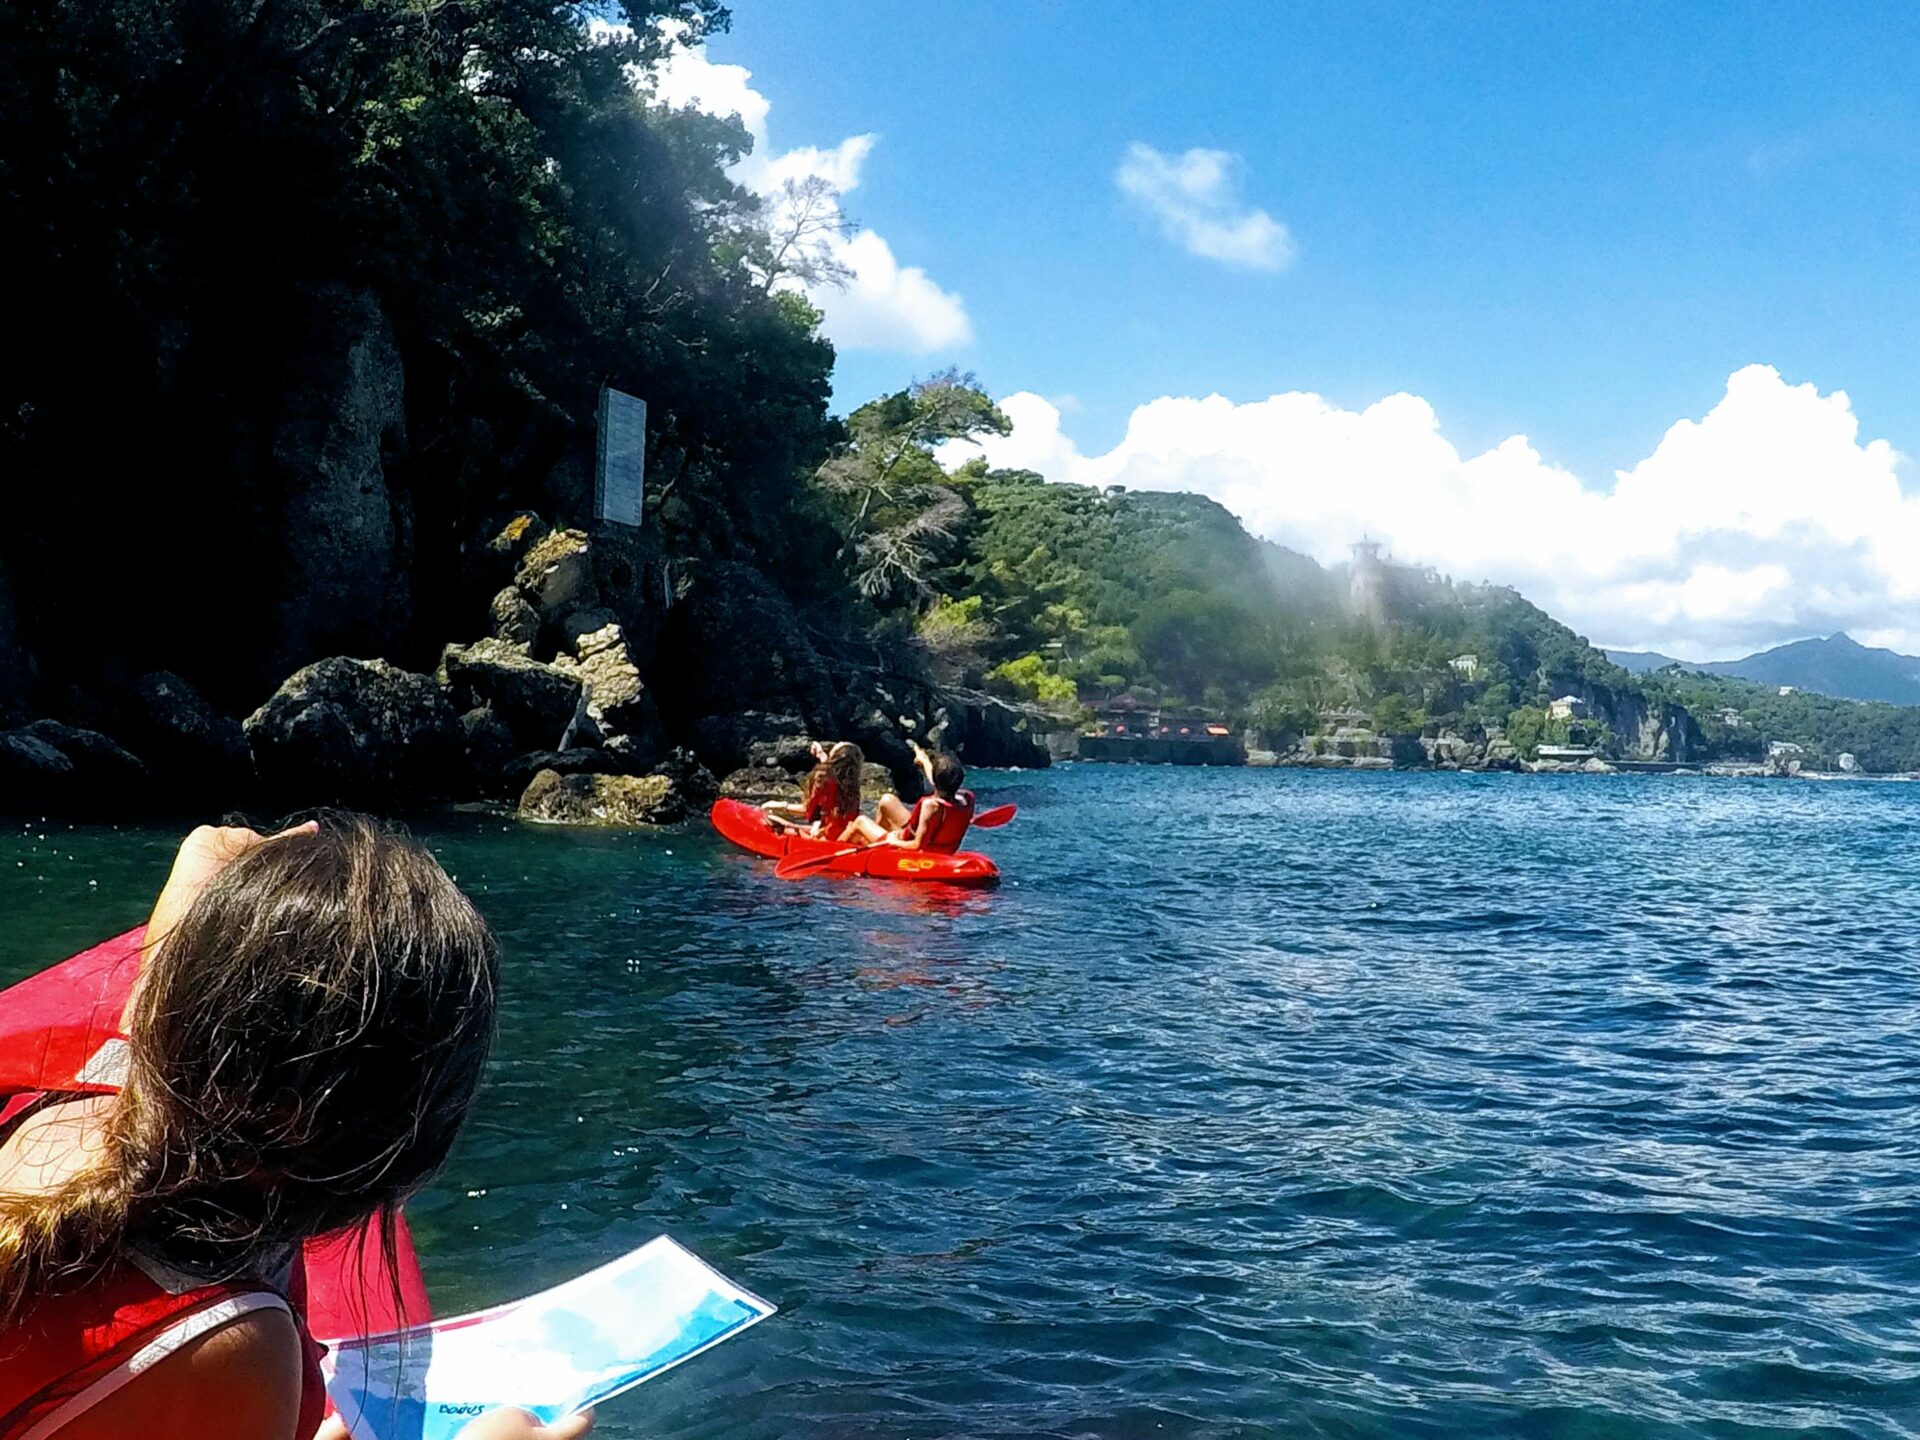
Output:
[{"left": 5, "top": 769, "right": 1919, "bottom": 1439}]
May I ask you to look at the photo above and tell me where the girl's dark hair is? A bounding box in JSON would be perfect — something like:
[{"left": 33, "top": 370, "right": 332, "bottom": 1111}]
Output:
[
  {"left": 0, "top": 815, "right": 499, "bottom": 1319},
  {"left": 932, "top": 754, "right": 965, "bottom": 799},
  {"left": 804, "top": 741, "right": 863, "bottom": 815}
]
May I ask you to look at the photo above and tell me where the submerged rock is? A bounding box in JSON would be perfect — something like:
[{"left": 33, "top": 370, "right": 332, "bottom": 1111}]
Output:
[
  {"left": 246, "top": 657, "right": 465, "bottom": 807},
  {"left": 517, "top": 769, "right": 686, "bottom": 827}
]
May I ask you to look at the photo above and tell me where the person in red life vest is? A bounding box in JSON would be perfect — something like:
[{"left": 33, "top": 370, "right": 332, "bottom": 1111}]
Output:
[
  {"left": 845, "top": 742, "right": 975, "bottom": 852},
  {"left": 0, "top": 817, "right": 592, "bottom": 1440},
  {"left": 762, "top": 740, "right": 865, "bottom": 841}
]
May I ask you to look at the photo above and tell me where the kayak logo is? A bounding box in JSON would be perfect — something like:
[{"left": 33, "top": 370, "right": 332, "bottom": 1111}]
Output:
[{"left": 897, "top": 858, "right": 936, "bottom": 872}]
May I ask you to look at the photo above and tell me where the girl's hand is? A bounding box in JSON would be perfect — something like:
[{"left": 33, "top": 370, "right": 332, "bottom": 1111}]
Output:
[
  {"left": 143, "top": 821, "right": 320, "bottom": 964},
  {"left": 455, "top": 1407, "right": 595, "bottom": 1439}
]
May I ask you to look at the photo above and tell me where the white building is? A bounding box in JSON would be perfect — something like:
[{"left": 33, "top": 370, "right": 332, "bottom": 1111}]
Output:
[{"left": 1547, "top": 695, "right": 1589, "bottom": 721}]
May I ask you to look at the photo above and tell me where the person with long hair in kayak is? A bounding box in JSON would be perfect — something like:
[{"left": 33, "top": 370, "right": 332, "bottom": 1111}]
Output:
[
  {"left": 763, "top": 739, "right": 864, "bottom": 841},
  {"left": 0, "top": 816, "right": 592, "bottom": 1440},
  {"left": 844, "top": 742, "right": 976, "bottom": 853}
]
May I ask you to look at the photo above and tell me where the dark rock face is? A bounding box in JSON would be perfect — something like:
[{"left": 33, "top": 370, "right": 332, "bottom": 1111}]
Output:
[
  {"left": 69, "top": 671, "right": 254, "bottom": 805},
  {"left": 245, "top": 657, "right": 464, "bottom": 807},
  {"left": 928, "top": 689, "right": 1052, "bottom": 770},
  {"left": 438, "top": 638, "right": 582, "bottom": 751},
  {"left": 657, "top": 563, "right": 841, "bottom": 747},
  {"left": 651, "top": 747, "right": 719, "bottom": 809},
  {"left": 687, "top": 710, "right": 810, "bottom": 778},
  {"left": 459, "top": 705, "right": 521, "bottom": 797},
  {"left": 0, "top": 564, "right": 29, "bottom": 725},
  {"left": 516, "top": 769, "right": 686, "bottom": 826},
  {"left": 261, "top": 285, "right": 412, "bottom": 683}
]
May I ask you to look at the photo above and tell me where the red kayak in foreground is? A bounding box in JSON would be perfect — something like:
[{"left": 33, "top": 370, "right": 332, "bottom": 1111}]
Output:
[{"left": 710, "top": 798, "right": 1000, "bottom": 886}]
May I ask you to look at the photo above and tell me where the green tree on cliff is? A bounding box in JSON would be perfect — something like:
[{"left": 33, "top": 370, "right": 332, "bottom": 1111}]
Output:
[{"left": 814, "top": 372, "right": 1010, "bottom": 600}]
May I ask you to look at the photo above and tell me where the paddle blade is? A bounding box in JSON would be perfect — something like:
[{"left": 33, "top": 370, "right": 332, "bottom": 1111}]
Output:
[
  {"left": 970, "top": 803, "right": 1017, "bottom": 828},
  {"left": 774, "top": 847, "right": 861, "bottom": 880}
]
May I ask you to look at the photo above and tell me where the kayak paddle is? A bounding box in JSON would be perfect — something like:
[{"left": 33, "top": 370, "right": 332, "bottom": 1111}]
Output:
[
  {"left": 774, "top": 847, "right": 862, "bottom": 880},
  {"left": 970, "top": 803, "right": 1017, "bottom": 828}
]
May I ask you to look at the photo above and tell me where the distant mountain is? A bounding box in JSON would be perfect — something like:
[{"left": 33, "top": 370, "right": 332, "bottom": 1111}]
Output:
[
  {"left": 1609, "top": 633, "right": 1920, "bottom": 705},
  {"left": 1699, "top": 633, "right": 1920, "bottom": 706},
  {"left": 1605, "top": 648, "right": 1686, "bottom": 674}
]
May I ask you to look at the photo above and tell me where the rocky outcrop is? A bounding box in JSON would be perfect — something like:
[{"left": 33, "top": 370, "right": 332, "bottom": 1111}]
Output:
[
  {"left": 0, "top": 721, "right": 148, "bottom": 813},
  {"left": 246, "top": 657, "right": 465, "bottom": 807},
  {"left": 261, "top": 285, "right": 412, "bottom": 682},
  {"left": 516, "top": 769, "right": 686, "bottom": 827},
  {"left": 552, "top": 611, "right": 661, "bottom": 766},
  {"left": 515, "top": 528, "right": 599, "bottom": 627},
  {"left": 488, "top": 587, "right": 540, "bottom": 647},
  {"left": 438, "top": 638, "right": 582, "bottom": 752}
]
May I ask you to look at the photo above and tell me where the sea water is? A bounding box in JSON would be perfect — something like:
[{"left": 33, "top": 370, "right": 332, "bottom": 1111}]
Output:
[{"left": 4, "top": 768, "right": 1917, "bottom": 1438}]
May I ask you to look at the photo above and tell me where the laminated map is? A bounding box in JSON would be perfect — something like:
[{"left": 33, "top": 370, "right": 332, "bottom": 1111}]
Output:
[{"left": 320, "top": 1236, "right": 774, "bottom": 1439}]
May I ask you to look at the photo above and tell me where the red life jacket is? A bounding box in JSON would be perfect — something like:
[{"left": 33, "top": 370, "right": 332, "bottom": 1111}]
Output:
[
  {"left": 904, "top": 789, "right": 975, "bottom": 854},
  {"left": 0, "top": 928, "right": 431, "bottom": 1434}
]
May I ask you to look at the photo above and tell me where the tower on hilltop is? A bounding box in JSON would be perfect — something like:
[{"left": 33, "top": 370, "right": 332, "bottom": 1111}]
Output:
[{"left": 1348, "top": 539, "right": 1387, "bottom": 628}]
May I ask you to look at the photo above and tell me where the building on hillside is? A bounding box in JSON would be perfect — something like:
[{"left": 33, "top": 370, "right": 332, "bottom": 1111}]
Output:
[
  {"left": 1547, "top": 695, "right": 1589, "bottom": 721},
  {"left": 1450, "top": 654, "right": 1480, "bottom": 679},
  {"left": 1717, "top": 707, "right": 1744, "bottom": 728},
  {"left": 1078, "top": 701, "right": 1244, "bottom": 765},
  {"left": 1768, "top": 740, "right": 1805, "bottom": 758},
  {"left": 1778, "top": 685, "right": 1797, "bottom": 696},
  {"left": 1838, "top": 752, "right": 1858, "bottom": 772}
]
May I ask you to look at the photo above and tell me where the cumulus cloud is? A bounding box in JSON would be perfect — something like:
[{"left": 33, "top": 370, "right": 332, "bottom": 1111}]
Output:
[
  {"left": 1116, "top": 143, "right": 1295, "bottom": 272},
  {"left": 619, "top": 21, "right": 971, "bottom": 353},
  {"left": 947, "top": 366, "right": 1920, "bottom": 659}
]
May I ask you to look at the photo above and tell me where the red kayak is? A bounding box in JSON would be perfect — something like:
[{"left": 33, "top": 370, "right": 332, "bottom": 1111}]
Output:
[{"left": 709, "top": 798, "right": 1000, "bottom": 886}]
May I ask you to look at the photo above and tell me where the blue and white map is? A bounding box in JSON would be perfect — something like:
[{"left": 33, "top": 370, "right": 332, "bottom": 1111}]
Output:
[{"left": 319, "top": 1236, "right": 774, "bottom": 1440}]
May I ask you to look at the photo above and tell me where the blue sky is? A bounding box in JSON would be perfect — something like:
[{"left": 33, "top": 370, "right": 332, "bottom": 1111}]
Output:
[{"left": 660, "top": 3, "right": 1920, "bottom": 657}]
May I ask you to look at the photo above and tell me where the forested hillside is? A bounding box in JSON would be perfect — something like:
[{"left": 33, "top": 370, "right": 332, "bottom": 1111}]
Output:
[{"left": 818, "top": 379, "right": 1920, "bottom": 771}]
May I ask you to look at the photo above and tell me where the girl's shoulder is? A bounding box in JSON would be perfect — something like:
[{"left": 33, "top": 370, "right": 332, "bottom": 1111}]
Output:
[{"left": 0, "top": 1093, "right": 115, "bottom": 1199}]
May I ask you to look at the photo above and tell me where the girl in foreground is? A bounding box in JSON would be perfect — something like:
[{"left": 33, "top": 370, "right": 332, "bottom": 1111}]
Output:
[{"left": 0, "top": 817, "right": 591, "bottom": 1440}]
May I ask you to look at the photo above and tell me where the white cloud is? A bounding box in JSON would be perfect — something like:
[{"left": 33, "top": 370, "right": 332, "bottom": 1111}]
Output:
[
  {"left": 947, "top": 366, "right": 1920, "bottom": 659},
  {"left": 1116, "top": 143, "right": 1295, "bottom": 272},
  {"left": 630, "top": 22, "right": 970, "bottom": 353}
]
